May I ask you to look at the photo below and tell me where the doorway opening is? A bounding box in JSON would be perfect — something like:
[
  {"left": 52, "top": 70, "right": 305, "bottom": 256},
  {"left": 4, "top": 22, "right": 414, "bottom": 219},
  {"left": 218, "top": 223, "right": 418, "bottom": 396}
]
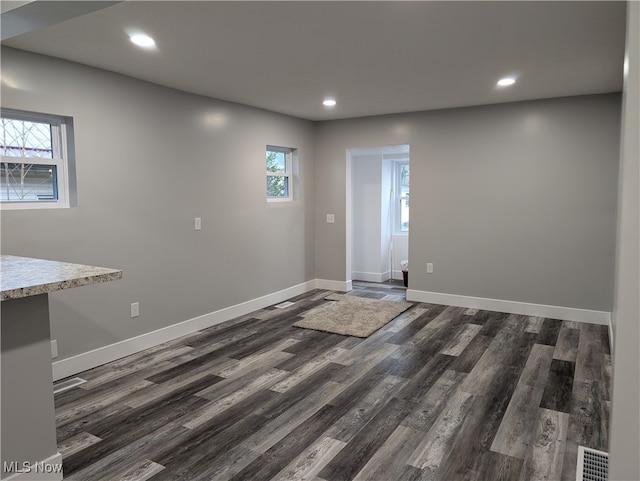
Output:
[{"left": 346, "top": 144, "right": 410, "bottom": 291}]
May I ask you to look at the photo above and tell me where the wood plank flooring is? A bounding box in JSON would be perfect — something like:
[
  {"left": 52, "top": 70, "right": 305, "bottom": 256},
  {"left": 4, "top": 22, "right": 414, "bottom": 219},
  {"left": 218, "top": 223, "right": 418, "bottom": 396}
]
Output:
[{"left": 54, "top": 281, "right": 611, "bottom": 480}]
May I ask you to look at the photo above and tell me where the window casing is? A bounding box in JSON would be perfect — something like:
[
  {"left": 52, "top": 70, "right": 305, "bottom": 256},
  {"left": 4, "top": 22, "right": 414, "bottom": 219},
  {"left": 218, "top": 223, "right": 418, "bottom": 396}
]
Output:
[
  {"left": 1, "top": 109, "right": 74, "bottom": 209},
  {"left": 266, "top": 145, "right": 294, "bottom": 202},
  {"left": 396, "top": 161, "right": 409, "bottom": 232}
]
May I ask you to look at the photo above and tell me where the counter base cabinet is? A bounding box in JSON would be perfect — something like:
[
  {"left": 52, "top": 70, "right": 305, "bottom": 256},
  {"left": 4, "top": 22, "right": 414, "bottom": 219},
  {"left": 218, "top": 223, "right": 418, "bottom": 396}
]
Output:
[
  {"left": 0, "top": 255, "right": 121, "bottom": 480},
  {"left": 1, "top": 294, "right": 63, "bottom": 481}
]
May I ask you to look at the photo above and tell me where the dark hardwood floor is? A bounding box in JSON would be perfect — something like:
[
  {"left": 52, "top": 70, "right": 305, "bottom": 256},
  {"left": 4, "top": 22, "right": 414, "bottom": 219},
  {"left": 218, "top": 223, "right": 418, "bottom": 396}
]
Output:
[{"left": 54, "top": 282, "right": 611, "bottom": 480}]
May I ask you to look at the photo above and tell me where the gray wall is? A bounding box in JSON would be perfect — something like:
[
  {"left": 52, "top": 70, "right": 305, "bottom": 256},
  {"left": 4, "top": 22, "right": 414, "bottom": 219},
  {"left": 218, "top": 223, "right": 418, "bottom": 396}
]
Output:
[
  {"left": 610, "top": 2, "right": 640, "bottom": 479},
  {"left": 0, "top": 47, "right": 316, "bottom": 360},
  {"left": 0, "top": 48, "right": 623, "bottom": 364},
  {"left": 351, "top": 154, "right": 392, "bottom": 281},
  {"left": 352, "top": 154, "right": 382, "bottom": 279},
  {"left": 1, "top": 36, "right": 634, "bottom": 476},
  {"left": 315, "top": 94, "right": 621, "bottom": 311}
]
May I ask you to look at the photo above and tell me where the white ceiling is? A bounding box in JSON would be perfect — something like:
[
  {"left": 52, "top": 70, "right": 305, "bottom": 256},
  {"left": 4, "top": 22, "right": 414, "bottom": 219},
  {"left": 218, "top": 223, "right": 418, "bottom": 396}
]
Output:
[{"left": 1, "top": 1, "right": 627, "bottom": 121}]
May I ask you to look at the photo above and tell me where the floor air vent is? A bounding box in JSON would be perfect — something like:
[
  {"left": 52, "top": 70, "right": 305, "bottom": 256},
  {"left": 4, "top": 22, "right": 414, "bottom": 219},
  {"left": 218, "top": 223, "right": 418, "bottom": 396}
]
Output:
[
  {"left": 275, "top": 301, "right": 295, "bottom": 309},
  {"left": 577, "top": 446, "right": 608, "bottom": 481},
  {"left": 53, "top": 377, "right": 87, "bottom": 394}
]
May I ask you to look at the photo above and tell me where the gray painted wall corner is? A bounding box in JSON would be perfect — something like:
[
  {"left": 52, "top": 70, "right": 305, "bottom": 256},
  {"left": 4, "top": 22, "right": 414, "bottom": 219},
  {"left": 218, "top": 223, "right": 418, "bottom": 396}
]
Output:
[
  {"left": 609, "top": 2, "right": 640, "bottom": 479},
  {"left": 0, "top": 47, "right": 316, "bottom": 361},
  {"left": 315, "top": 95, "right": 621, "bottom": 312}
]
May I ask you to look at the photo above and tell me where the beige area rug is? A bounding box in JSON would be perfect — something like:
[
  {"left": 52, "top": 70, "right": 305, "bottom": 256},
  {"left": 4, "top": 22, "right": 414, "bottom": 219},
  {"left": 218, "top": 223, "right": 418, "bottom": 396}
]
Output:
[{"left": 293, "top": 293, "right": 413, "bottom": 338}]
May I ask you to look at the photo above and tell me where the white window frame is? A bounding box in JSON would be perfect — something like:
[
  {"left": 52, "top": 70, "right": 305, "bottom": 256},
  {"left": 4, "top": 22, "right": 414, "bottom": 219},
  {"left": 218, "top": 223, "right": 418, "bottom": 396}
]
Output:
[
  {"left": 266, "top": 145, "right": 294, "bottom": 203},
  {"left": 395, "top": 161, "right": 409, "bottom": 233},
  {"left": 1, "top": 109, "right": 72, "bottom": 210}
]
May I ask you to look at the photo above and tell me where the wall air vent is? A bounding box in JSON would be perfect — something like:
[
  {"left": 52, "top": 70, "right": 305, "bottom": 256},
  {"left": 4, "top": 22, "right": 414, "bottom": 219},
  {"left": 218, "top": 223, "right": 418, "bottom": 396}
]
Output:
[
  {"left": 53, "top": 377, "right": 87, "bottom": 394},
  {"left": 275, "top": 301, "right": 295, "bottom": 309},
  {"left": 576, "top": 446, "right": 608, "bottom": 481}
]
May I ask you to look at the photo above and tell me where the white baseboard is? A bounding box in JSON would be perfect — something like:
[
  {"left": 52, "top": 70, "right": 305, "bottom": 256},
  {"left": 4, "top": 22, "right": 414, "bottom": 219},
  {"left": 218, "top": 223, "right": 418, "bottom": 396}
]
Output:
[
  {"left": 351, "top": 271, "right": 391, "bottom": 283},
  {"left": 406, "top": 289, "right": 611, "bottom": 325},
  {"left": 609, "top": 321, "right": 614, "bottom": 356},
  {"left": 53, "top": 280, "right": 610, "bottom": 382},
  {"left": 315, "top": 279, "right": 352, "bottom": 292},
  {"left": 3, "top": 453, "right": 63, "bottom": 481},
  {"left": 52, "top": 280, "right": 317, "bottom": 381}
]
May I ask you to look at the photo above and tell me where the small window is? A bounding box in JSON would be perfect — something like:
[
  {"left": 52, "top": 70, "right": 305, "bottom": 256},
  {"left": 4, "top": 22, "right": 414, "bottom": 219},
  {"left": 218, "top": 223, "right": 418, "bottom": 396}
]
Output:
[
  {"left": 266, "top": 145, "right": 294, "bottom": 202},
  {"left": 396, "top": 162, "right": 409, "bottom": 232},
  {"left": 1, "top": 109, "right": 74, "bottom": 209}
]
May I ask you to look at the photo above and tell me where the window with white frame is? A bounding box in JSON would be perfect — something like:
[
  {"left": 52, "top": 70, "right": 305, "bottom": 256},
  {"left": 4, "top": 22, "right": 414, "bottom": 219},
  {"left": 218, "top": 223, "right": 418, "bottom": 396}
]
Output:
[
  {"left": 1, "top": 109, "right": 74, "bottom": 209},
  {"left": 266, "top": 145, "right": 294, "bottom": 202},
  {"left": 396, "top": 161, "right": 409, "bottom": 232}
]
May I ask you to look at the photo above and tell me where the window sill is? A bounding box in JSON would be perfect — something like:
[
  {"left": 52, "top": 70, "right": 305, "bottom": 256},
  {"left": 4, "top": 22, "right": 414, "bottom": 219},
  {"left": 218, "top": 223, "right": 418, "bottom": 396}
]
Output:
[{"left": 1, "top": 201, "right": 70, "bottom": 210}]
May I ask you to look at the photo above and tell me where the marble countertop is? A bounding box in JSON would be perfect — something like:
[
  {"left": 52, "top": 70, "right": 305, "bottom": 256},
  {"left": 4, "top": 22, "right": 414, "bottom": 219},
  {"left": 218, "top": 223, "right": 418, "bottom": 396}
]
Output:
[{"left": 1, "top": 255, "right": 122, "bottom": 301}]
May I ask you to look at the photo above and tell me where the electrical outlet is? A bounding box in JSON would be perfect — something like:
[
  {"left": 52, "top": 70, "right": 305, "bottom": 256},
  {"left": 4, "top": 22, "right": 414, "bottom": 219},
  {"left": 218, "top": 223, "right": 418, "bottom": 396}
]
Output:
[
  {"left": 131, "top": 302, "right": 140, "bottom": 318},
  {"left": 51, "top": 340, "right": 58, "bottom": 359},
  {"left": 194, "top": 217, "right": 202, "bottom": 230},
  {"left": 427, "top": 262, "right": 434, "bottom": 274}
]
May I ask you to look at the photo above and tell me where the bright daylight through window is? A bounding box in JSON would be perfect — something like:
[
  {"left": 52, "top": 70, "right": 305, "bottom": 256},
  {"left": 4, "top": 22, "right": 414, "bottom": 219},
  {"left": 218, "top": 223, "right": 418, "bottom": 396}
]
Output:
[
  {"left": 397, "top": 162, "right": 409, "bottom": 232},
  {"left": 266, "top": 145, "right": 294, "bottom": 202},
  {"left": 1, "top": 109, "right": 74, "bottom": 209}
]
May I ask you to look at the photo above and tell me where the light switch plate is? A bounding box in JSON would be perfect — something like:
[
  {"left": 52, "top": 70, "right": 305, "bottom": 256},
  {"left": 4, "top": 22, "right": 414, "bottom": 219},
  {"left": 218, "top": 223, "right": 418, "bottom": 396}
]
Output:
[{"left": 326, "top": 214, "right": 335, "bottom": 224}]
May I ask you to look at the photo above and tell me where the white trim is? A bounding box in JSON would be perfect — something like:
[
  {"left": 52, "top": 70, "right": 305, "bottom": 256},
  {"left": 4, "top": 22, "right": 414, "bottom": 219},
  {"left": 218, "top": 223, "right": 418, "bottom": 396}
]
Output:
[
  {"left": 609, "top": 320, "right": 614, "bottom": 356},
  {"left": 3, "top": 453, "right": 63, "bottom": 481},
  {"left": 52, "top": 280, "right": 316, "bottom": 381},
  {"left": 391, "top": 269, "right": 406, "bottom": 280},
  {"left": 315, "top": 278, "right": 352, "bottom": 292},
  {"left": 394, "top": 160, "right": 410, "bottom": 234},
  {"left": 346, "top": 149, "right": 353, "bottom": 299},
  {"left": 406, "top": 289, "right": 611, "bottom": 325},
  {"left": 266, "top": 147, "right": 293, "bottom": 202},
  {"left": 53, "top": 279, "right": 611, "bottom": 382},
  {"left": 351, "top": 271, "right": 391, "bottom": 283},
  {"left": 0, "top": 110, "right": 71, "bottom": 210}
]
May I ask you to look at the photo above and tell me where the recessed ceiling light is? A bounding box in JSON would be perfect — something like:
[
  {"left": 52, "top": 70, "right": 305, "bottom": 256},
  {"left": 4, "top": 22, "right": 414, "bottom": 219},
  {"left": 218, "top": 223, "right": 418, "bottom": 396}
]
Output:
[
  {"left": 130, "top": 34, "right": 155, "bottom": 48},
  {"left": 497, "top": 77, "right": 516, "bottom": 87},
  {"left": 323, "top": 99, "right": 337, "bottom": 107}
]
